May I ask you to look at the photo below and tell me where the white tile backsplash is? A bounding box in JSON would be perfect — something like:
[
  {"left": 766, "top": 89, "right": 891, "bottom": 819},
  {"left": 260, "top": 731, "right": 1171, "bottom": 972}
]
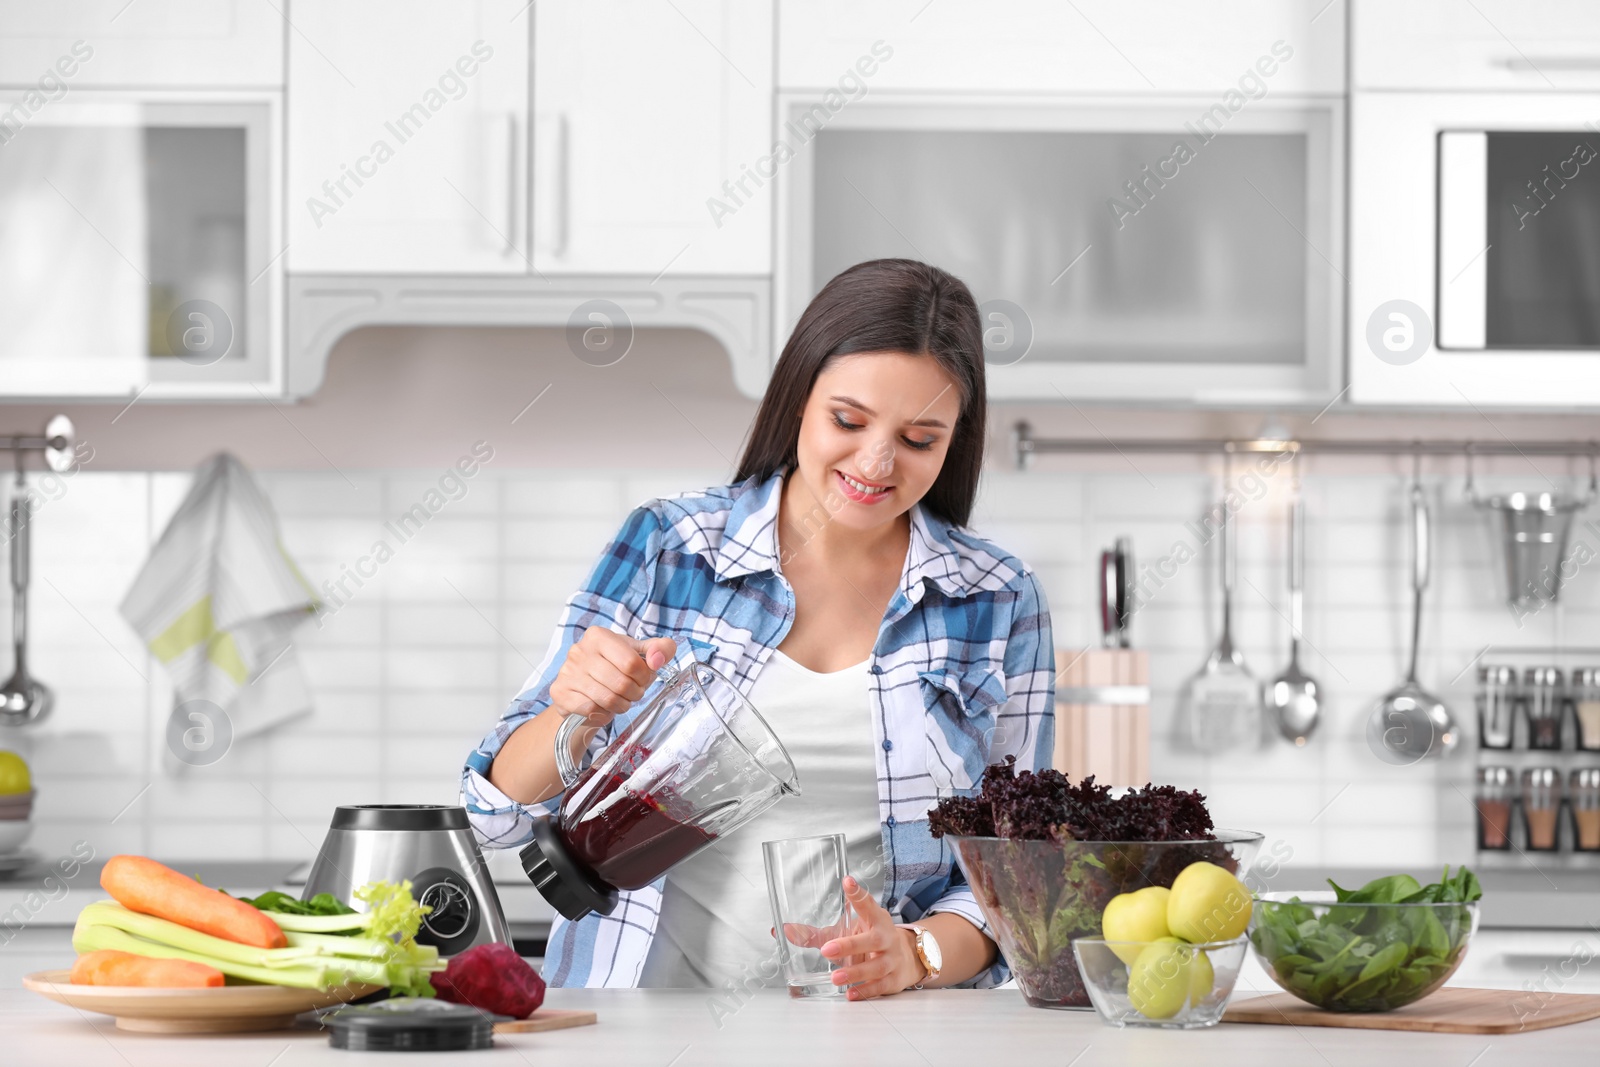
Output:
[{"left": 4, "top": 464, "right": 1594, "bottom": 872}]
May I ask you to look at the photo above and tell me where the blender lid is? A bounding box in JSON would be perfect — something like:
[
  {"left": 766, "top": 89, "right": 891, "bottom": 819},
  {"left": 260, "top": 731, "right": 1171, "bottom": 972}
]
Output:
[
  {"left": 322, "top": 998, "right": 504, "bottom": 1052},
  {"left": 330, "top": 805, "right": 470, "bottom": 832}
]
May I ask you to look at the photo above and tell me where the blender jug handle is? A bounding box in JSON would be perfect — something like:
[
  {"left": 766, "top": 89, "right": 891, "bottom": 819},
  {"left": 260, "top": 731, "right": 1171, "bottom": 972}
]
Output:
[{"left": 552, "top": 660, "right": 680, "bottom": 790}]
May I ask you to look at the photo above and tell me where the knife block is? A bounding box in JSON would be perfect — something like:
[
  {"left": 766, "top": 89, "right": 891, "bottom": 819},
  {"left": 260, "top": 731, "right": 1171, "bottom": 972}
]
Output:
[{"left": 1054, "top": 648, "right": 1150, "bottom": 788}]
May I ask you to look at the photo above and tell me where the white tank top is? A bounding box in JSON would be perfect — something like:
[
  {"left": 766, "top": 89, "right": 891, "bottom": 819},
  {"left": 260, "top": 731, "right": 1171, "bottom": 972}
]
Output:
[{"left": 637, "top": 648, "right": 883, "bottom": 988}]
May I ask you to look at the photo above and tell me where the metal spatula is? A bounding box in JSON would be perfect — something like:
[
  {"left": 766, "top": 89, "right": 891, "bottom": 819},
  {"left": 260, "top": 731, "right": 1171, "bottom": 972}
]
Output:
[{"left": 1184, "top": 506, "right": 1261, "bottom": 752}]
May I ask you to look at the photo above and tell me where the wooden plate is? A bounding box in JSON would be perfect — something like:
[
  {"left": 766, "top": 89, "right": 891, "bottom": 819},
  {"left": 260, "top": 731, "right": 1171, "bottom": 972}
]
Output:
[{"left": 23, "top": 970, "right": 382, "bottom": 1033}]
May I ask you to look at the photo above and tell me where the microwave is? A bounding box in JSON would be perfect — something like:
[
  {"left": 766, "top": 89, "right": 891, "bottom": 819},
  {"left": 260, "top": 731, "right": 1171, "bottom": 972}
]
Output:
[
  {"left": 1350, "top": 91, "right": 1600, "bottom": 407},
  {"left": 775, "top": 93, "right": 1345, "bottom": 406}
]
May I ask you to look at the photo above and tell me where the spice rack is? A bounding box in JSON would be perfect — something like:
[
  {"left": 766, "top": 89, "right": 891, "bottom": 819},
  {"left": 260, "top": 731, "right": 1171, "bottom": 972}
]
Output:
[{"left": 1472, "top": 648, "right": 1600, "bottom": 868}]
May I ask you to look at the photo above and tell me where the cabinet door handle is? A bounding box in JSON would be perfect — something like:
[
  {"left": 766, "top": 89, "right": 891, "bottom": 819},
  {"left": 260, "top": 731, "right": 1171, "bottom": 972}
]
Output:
[
  {"left": 534, "top": 111, "right": 567, "bottom": 257},
  {"left": 506, "top": 113, "right": 519, "bottom": 256},
  {"left": 1502, "top": 56, "right": 1600, "bottom": 72}
]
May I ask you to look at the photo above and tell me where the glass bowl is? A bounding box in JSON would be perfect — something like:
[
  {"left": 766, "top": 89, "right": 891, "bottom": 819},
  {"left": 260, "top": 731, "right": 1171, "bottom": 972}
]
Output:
[
  {"left": 1071, "top": 936, "right": 1249, "bottom": 1028},
  {"left": 1249, "top": 891, "right": 1480, "bottom": 1012},
  {"left": 945, "top": 830, "right": 1262, "bottom": 1008}
]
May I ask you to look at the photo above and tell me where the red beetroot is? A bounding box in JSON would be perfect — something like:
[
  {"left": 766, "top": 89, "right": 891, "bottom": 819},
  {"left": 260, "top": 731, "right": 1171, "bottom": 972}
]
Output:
[{"left": 429, "top": 943, "right": 546, "bottom": 1018}]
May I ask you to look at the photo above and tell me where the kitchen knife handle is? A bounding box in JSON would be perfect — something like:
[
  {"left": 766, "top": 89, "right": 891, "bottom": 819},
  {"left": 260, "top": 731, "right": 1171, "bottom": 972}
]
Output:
[
  {"left": 1114, "top": 536, "right": 1133, "bottom": 647},
  {"left": 1099, "top": 549, "right": 1117, "bottom": 648}
]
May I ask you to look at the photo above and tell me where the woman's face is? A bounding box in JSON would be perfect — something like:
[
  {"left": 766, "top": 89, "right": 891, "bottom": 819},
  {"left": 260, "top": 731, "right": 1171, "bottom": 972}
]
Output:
[{"left": 789, "top": 350, "right": 963, "bottom": 535}]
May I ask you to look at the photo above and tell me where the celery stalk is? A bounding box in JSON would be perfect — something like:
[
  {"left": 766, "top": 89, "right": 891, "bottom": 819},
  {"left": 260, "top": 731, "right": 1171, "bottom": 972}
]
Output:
[
  {"left": 72, "top": 923, "right": 352, "bottom": 990},
  {"left": 261, "top": 912, "right": 369, "bottom": 933},
  {"left": 72, "top": 901, "right": 443, "bottom": 995},
  {"left": 75, "top": 903, "right": 320, "bottom": 968},
  {"left": 285, "top": 930, "right": 440, "bottom": 967}
]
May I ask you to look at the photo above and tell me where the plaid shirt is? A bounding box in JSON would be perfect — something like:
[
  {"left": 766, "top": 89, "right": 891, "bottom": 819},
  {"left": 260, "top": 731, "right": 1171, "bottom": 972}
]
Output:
[{"left": 462, "top": 472, "right": 1055, "bottom": 988}]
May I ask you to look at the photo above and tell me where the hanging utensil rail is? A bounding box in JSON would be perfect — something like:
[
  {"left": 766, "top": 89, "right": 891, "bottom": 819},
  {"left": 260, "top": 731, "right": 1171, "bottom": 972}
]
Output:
[
  {"left": 0, "top": 415, "right": 77, "bottom": 473},
  {"left": 1012, "top": 420, "right": 1600, "bottom": 469}
]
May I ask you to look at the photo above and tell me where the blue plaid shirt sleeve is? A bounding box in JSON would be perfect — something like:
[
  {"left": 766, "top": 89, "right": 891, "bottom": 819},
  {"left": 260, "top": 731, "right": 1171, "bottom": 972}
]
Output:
[
  {"left": 923, "top": 568, "right": 1055, "bottom": 988},
  {"left": 460, "top": 505, "right": 664, "bottom": 849}
]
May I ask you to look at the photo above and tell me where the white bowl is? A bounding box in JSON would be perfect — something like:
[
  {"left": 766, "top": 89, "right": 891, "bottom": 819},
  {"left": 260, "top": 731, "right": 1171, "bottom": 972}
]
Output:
[{"left": 0, "top": 819, "right": 33, "bottom": 853}]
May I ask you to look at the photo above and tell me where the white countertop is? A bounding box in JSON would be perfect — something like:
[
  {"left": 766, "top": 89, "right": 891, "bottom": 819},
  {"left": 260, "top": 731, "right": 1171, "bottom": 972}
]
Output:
[{"left": 2, "top": 984, "right": 1596, "bottom": 1067}]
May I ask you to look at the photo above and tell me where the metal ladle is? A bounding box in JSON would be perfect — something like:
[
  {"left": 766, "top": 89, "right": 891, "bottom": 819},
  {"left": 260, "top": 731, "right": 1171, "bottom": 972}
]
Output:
[
  {"left": 1367, "top": 464, "right": 1457, "bottom": 763},
  {"left": 1269, "top": 493, "right": 1321, "bottom": 745},
  {"left": 0, "top": 457, "right": 52, "bottom": 727}
]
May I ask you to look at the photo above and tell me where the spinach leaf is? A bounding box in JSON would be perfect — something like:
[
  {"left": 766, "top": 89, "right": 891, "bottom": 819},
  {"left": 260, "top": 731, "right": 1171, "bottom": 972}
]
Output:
[
  {"left": 236, "top": 890, "right": 357, "bottom": 916},
  {"left": 1357, "top": 941, "right": 1409, "bottom": 982}
]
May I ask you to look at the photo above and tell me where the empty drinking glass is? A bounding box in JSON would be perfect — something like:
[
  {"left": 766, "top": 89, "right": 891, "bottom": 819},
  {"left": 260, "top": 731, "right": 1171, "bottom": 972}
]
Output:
[{"left": 763, "top": 834, "right": 849, "bottom": 999}]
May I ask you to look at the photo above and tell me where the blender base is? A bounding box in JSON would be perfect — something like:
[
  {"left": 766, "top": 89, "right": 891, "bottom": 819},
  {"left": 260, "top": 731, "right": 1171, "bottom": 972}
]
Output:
[{"left": 520, "top": 816, "right": 620, "bottom": 922}]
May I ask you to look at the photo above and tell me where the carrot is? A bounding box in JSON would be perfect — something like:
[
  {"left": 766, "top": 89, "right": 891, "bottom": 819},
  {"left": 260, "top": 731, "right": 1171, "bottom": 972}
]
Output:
[
  {"left": 100, "top": 855, "right": 287, "bottom": 950},
  {"left": 70, "top": 949, "right": 225, "bottom": 988}
]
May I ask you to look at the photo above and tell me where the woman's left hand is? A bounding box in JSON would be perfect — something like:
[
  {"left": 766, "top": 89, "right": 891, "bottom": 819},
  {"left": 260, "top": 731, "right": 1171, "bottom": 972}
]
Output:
[{"left": 817, "top": 876, "right": 924, "bottom": 1001}]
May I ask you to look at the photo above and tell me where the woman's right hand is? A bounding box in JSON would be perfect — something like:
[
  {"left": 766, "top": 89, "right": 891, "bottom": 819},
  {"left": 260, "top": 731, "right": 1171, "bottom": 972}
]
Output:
[{"left": 548, "top": 628, "right": 677, "bottom": 729}]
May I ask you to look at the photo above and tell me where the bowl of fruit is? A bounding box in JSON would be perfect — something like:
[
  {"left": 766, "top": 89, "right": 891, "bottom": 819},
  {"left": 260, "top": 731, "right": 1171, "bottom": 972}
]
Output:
[
  {"left": 1249, "top": 868, "right": 1481, "bottom": 1013},
  {"left": 1072, "top": 934, "right": 1250, "bottom": 1029},
  {"left": 928, "top": 758, "right": 1261, "bottom": 1010},
  {"left": 1069, "top": 858, "right": 1257, "bottom": 1028},
  {"left": 0, "top": 750, "right": 34, "bottom": 853}
]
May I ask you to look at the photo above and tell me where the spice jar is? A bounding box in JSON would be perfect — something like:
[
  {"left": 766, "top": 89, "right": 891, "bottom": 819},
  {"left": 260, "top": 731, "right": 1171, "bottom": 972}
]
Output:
[
  {"left": 1477, "top": 665, "right": 1517, "bottom": 750},
  {"left": 1474, "top": 766, "right": 1515, "bottom": 851},
  {"left": 1521, "top": 767, "right": 1563, "bottom": 851},
  {"left": 1522, "top": 667, "right": 1566, "bottom": 750},
  {"left": 1572, "top": 768, "right": 1600, "bottom": 852},
  {"left": 1573, "top": 668, "right": 1600, "bottom": 752}
]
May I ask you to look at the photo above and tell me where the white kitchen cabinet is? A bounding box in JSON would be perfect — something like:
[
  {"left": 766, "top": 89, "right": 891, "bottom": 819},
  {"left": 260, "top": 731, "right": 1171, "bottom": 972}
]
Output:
[
  {"left": 532, "top": 1, "right": 774, "bottom": 276},
  {"left": 1355, "top": 0, "right": 1600, "bottom": 91},
  {"left": 779, "top": 0, "right": 1344, "bottom": 96},
  {"left": 286, "top": 1, "right": 529, "bottom": 274},
  {"left": 0, "top": 90, "right": 284, "bottom": 399},
  {"left": 0, "top": 0, "right": 284, "bottom": 89}
]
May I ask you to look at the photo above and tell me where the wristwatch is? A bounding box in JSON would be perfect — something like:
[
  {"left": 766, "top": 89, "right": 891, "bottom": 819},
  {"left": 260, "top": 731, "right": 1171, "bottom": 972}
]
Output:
[{"left": 896, "top": 923, "right": 942, "bottom": 989}]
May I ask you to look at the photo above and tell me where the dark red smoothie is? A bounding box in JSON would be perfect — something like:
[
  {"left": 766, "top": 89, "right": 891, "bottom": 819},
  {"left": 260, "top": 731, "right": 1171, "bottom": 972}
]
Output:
[{"left": 562, "top": 771, "right": 717, "bottom": 891}]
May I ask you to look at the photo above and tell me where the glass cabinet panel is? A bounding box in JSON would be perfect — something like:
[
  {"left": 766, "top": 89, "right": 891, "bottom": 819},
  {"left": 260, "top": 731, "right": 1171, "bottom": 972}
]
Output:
[
  {"left": 813, "top": 128, "right": 1308, "bottom": 365},
  {"left": 0, "top": 96, "right": 275, "bottom": 396},
  {"left": 782, "top": 99, "right": 1343, "bottom": 403}
]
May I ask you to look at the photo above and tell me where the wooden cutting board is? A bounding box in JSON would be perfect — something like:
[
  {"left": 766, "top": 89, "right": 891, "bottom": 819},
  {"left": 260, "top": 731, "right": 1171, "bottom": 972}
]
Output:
[
  {"left": 1224, "top": 988, "right": 1600, "bottom": 1034},
  {"left": 493, "top": 1008, "right": 598, "bottom": 1034}
]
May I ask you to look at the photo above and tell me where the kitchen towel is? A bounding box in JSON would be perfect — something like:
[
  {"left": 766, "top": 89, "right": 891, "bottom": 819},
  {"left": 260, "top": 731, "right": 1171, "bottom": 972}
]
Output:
[{"left": 120, "top": 453, "right": 319, "bottom": 765}]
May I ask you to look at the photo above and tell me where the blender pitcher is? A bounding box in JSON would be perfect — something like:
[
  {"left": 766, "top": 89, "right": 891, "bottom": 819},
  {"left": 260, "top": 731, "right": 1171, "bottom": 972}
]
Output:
[{"left": 519, "top": 656, "right": 801, "bottom": 920}]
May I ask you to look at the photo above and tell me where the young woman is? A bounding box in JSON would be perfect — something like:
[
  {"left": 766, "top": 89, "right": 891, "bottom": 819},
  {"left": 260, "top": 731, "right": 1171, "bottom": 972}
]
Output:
[{"left": 463, "top": 259, "right": 1054, "bottom": 997}]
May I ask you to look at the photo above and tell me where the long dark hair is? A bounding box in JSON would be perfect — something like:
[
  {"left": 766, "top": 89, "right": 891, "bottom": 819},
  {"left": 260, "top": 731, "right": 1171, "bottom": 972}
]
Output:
[{"left": 735, "top": 259, "right": 986, "bottom": 527}]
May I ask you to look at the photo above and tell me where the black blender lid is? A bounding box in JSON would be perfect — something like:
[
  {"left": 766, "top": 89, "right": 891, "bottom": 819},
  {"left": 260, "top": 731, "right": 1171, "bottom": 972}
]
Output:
[
  {"left": 330, "top": 804, "right": 469, "bottom": 832},
  {"left": 322, "top": 998, "right": 506, "bottom": 1052}
]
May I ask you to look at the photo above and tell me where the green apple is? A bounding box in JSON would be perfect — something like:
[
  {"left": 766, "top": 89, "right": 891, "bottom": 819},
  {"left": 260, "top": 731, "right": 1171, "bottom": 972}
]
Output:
[
  {"left": 1100, "top": 886, "right": 1172, "bottom": 965},
  {"left": 1127, "top": 937, "right": 1213, "bottom": 1019},
  {"left": 1186, "top": 942, "right": 1215, "bottom": 1004},
  {"left": 0, "top": 750, "right": 29, "bottom": 795},
  {"left": 1166, "top": 861, "right": 1251, "bottom": 943}
]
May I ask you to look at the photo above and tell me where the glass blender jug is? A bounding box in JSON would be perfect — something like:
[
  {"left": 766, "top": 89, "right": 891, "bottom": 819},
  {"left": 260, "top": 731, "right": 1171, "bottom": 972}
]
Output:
[{"left": 520, "top": 658, "right": 801, "bottom": 920}]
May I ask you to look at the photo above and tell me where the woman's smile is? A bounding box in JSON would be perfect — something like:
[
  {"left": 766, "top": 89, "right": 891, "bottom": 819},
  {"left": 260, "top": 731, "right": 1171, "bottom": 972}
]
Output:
[{"left": 835, "top": 469, "right": 893, "bottom": 504}]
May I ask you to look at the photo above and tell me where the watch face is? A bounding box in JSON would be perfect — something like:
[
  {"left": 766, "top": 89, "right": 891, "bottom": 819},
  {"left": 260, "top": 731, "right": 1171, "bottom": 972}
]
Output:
[{"left": 921, "top": 929, "right": 942, "bottom": 972}]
